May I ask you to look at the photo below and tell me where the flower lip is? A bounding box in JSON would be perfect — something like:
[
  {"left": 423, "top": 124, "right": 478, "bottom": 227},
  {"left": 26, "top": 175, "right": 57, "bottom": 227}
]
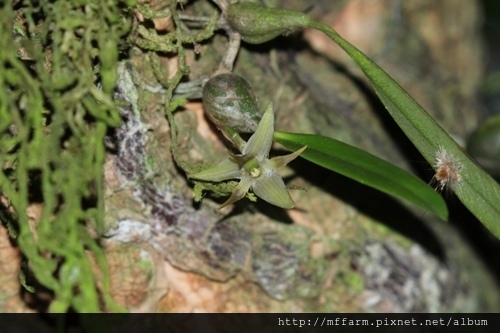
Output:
[{"left": 243, "top": 158, "right": 260, "bottom": 177}]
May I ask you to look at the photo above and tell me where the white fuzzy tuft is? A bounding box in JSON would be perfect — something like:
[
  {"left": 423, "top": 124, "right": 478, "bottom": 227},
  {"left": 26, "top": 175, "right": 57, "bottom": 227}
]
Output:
[{"left": 432, "top": 147, "right": 462, "bottom": 192}]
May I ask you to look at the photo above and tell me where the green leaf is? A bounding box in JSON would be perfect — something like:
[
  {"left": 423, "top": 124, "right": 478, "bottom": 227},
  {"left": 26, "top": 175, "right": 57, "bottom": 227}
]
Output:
[
  {"left": 308, "top": 21, "right": 500, "bottom": 238},
  {"left": 224, "top": 2, "right": 500, "bottom": 236},
  {"left": 274, "top": 131, "right": 448, "bottom": 220},
  {"left": 466, "top": 114, "right": 500, "bottom": 178}
]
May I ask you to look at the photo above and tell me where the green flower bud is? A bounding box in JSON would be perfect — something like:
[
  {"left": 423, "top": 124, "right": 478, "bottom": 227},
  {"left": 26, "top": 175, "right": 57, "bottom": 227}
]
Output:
[
  {"left": 203, "top": 73, "right": 261, "bottom": 133},
  {"left": 226, "top": 3, "right": 312, "bottom": 44}
]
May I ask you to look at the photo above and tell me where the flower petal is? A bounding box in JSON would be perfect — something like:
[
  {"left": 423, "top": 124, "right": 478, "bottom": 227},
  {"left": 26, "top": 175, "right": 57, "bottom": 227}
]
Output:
[
  {"left": 242, "top": 103, "right": 274, "bottom": 157},
  {"left": 190, "top": 158, "right": 241, "bottom": 182},
  {"left": 252, "top": 172, "right": 295, "bottom": 208},
  {"left": 269, "top": 145, "right": 307, "bottom": 169},
  {"left": 219, "top": 177, "right": 254, "bottom": 209}
]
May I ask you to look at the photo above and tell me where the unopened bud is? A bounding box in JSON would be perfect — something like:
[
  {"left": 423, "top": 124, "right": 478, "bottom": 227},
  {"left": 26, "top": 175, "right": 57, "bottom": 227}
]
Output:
[
  {"left": 203, "top": 73, "right": 261, "bottom": 133},
  {"left": 226, "top": 3, "right": 311, "bottom": 44}
]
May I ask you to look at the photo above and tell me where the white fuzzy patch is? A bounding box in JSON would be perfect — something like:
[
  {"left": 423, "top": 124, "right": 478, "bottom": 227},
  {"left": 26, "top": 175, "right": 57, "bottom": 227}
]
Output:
[
  {"left": 432, "top": 147, "right": 462, "bottom": 191},
  {"left": 106, "top": 219, "right": 153, "bottom": 243}
]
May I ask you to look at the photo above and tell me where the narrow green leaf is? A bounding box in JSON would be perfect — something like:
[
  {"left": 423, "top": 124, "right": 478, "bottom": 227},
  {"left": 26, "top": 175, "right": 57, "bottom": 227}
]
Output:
[
  {"left": 274, "top": 131, "right": 448, "bottom": 220},
  {"left": 309, "top": 21, "right": 500, "bottom": 238}
]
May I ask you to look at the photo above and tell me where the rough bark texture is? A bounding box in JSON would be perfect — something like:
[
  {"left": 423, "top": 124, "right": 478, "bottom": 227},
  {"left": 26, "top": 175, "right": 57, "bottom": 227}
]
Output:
[
  {"left": 100, "top": 0, "right": 497, "bottom": 312},
  {"left": 1, "top": 0, "right": 498, "bottom": 313}
]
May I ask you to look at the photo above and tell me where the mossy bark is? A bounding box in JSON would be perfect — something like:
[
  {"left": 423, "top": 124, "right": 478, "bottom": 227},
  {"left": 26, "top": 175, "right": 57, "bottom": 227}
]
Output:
[{"left": 101, "top": 0, "right": 497, "bottom": 312}]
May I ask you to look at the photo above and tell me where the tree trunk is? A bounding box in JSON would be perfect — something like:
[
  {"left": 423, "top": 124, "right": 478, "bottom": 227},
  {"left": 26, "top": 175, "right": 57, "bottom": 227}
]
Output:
[{"left": 1, "top": 0, "right": 497, "bottom": 313}]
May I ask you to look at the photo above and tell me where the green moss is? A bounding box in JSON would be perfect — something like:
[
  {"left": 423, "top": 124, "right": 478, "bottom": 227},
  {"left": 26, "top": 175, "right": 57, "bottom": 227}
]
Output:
[
  {"left": 0, "top": 0, "right": 135, "bottom": 312},
  {"left": 0, "top": 0, "right": 225, "bottom": 311},
  {"left": 338, "top": 269, "right": 364, "bottom": 293},
  {"left": 193, "top": 180, "right": 239, "bottom": 202}
]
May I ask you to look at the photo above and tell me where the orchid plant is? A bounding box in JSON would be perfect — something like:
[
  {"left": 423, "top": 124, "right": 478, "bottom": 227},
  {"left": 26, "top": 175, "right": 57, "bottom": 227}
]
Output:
[{"left": 186, "top": 2, "right": 500, "bottom": 239}]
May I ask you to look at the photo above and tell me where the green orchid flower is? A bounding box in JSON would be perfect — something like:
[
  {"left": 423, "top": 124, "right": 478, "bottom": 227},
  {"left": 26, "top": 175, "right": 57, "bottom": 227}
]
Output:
[{"left": 190, "top": 104, "right": 307, "bottom": 209}]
